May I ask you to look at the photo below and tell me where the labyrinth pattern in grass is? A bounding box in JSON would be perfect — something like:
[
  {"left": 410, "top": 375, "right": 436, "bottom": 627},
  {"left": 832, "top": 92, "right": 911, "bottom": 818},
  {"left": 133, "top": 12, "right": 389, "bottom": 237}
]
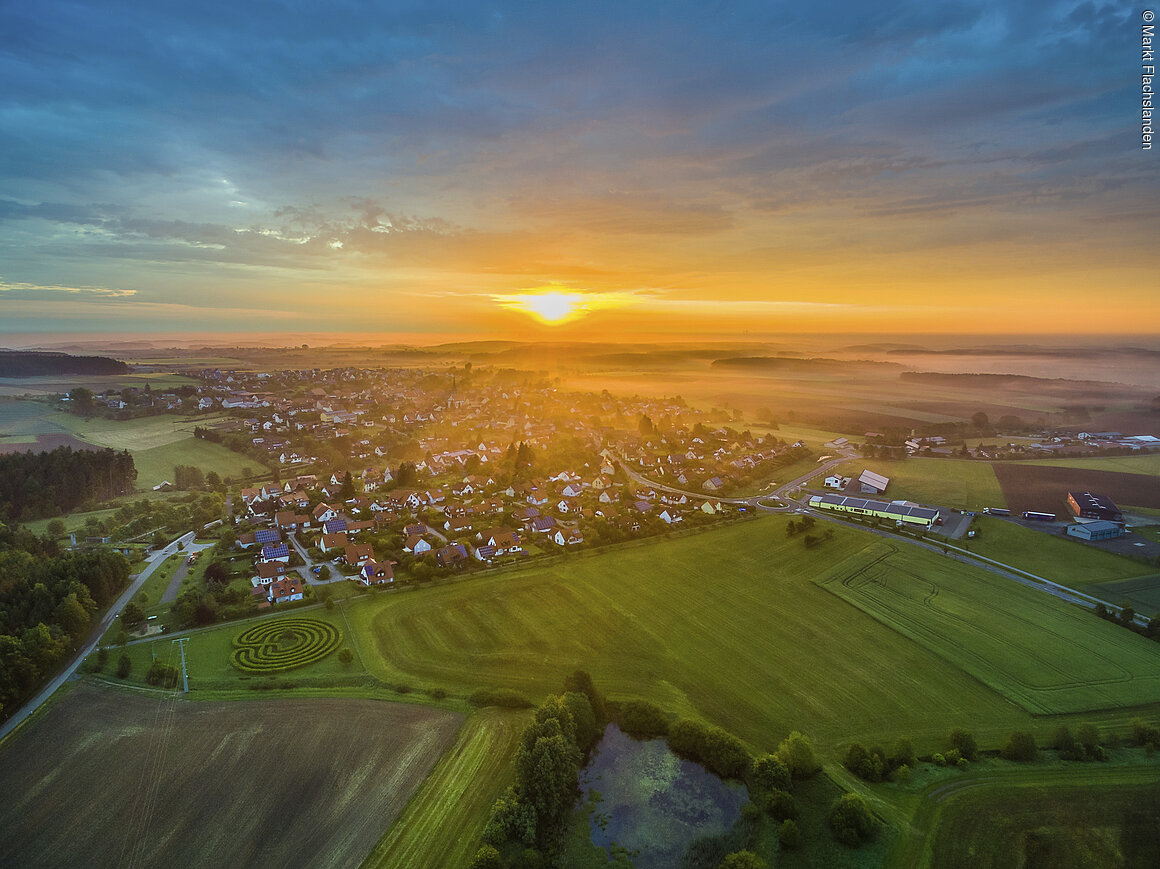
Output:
[{"left": 231, "top": 618, "right": 341, "bottom": 673}]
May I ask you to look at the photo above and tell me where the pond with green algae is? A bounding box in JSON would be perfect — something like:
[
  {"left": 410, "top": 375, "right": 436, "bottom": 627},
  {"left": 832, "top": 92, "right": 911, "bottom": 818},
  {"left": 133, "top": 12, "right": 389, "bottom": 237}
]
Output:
[{"left": 579, "top": 724, "right": 749, "bottom": 869}]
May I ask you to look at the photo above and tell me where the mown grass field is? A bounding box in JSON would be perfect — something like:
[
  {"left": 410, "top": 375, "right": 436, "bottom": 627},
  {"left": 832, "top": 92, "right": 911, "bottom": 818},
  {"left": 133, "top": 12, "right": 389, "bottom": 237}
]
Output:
[
  {"left": 819, "top": 541, "right": 1160, "bottom": 715},
  {"left": 815, "top": 458, "right": 1006, "bottom": 511},
  {"left": 361, "top": 707, "right": 530, "bottom": 869},
  {"left": 909, "top": 763, "right": 1160, "bottom": 869},
  {"left": 130, "top": 437, "right": 269, "bottom": 488},
  {"left": 0, "top": 683, "right": 460, "bottom": 869},
  {"left": 968, "top": 516, "right": 1155, "bottom": 587},
  {"left": 340, "top": 517, "right": 1159, "bottom": 755}
]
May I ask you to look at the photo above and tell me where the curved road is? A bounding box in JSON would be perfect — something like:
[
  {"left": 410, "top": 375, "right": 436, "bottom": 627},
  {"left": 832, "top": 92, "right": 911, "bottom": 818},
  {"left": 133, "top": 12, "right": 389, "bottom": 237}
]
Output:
[{"left": 0, "top": 531, "right": 200, "bottom": 745}]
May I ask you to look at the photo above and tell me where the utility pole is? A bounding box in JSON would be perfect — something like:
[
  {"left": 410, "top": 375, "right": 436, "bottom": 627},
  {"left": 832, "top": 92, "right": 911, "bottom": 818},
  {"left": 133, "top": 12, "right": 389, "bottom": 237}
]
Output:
[{"left": 172, "top": 637, "right": 190, "bottom": 693}]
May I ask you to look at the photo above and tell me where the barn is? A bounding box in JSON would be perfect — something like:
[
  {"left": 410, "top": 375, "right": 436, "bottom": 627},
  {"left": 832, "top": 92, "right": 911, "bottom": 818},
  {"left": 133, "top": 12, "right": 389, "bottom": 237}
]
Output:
[
  {"left": 1067, "top": 492, "right": 1123, "bottom": 524},
  {"left": 858, "top": 469, "right": 890, "bottom": 494},
  {"left": 1065, "top": 521, "right": 1124, "bottom": 541}
]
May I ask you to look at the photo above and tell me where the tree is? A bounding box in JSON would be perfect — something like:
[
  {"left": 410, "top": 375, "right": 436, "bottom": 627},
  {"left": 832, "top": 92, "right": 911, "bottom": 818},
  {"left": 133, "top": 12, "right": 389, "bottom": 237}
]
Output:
[
  {"left": 948, "top": 728, "right": 978, "bottom": 762},
  {"left": 843, "top": 742, "right": 884, "bottom": 782},
  {"left": 829, "top": 792, "right": 877, "bottom": 847},
  {"left": 718, "top": 852, "right": 766, "bottom": 869},
  {"left": 1119, "top": 604, "right": 1137, "bottom": 628},
  {"left": 468, "top": 845, "right": 503, "bottom": 869},
  {"left": 971, "top": 412, "right": 989, "bottom": 428},
  {"left": 775, "top": 731, "right": 819, "bottom": 779},
  {"left": 751, "top": 754, "right": 791, "bottom": 794},
  {"left": 204, "top": 562, "right": 228, "bottom": 588},
  {"left": 1001, "top": 731, "right": 1038, "bottom": 762},
  {"left": 339, "top": 472, "right": 356, "bottom": 501},
  {"left": 779, "top": 819, "right": 801, "bottom": 850},
  {"left": 46, "top": 519, "right": 66, "bottom": 539},
  {"left": 54, "top": 593, "right": 91, "bottom": 640},
  {"left": 69, "top": 387, "right": 95, "bottom": 417},
  {"left": 562, "top": 669, "right": 606, "bottom": 724},
  {"left": 122, "top": 602, "right": 146, "bottom": 629},
  {"left": 116, "top": 653, "right": 132, "bottom": 678}
]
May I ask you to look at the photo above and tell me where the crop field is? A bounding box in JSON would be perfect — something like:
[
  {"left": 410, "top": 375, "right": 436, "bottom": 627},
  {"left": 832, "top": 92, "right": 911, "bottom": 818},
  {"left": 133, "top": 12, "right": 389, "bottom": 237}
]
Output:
[
  {"left": 1016, "top": 454, "right": 1160, "bottom": 476},
  {"left": 967, "top": 517, "right": 1154, "bottom": 587},
  {"left": 0, "top": 683, "right": 461, "bottom": 869},
  {"left": 1089, "top": 574, "right": 1160, "bottom": 616},
  {"left": 992, "top": 463, "right": 1160, "bottom": 516},
  {"left": 822, "top": 541, "right": 1160, "bottom": 715},
  {"left": 362, "top": 707, "right": 530, "bottom": 869},
  {"left": 347, "top": 518, "right": 1065, "bottom": 753},
  {"left": 913, "top": 765, "right": 1160, "bottom": 869},
  {"left": 815, "top": 458, "right": 1006, "bottom": 511}
]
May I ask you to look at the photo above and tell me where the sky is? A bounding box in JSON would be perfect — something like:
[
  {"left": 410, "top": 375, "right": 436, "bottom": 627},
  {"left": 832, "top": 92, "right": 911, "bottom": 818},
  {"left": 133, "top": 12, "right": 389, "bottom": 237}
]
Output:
[{"left": 0, "top": 0, "right": 1155, "bottom": 340}]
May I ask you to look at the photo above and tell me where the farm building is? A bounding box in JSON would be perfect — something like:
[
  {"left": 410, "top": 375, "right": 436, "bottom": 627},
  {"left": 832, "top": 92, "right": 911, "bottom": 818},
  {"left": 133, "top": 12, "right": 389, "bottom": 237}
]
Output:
[
  {"left": 824, "top": 474, "right": 851, "bottom": 490},
  {"left": 1067, "top": 492, "right": 1123, "bottom": 524},
  {"left": 1065, "top": 521, "right": 1124, "bottom": 541},
  {"left": 808, "top": 494, "right": 940, "bottom": 527},
  {"left": 858, "top": 469, "right": 890, "bottom": 494}
]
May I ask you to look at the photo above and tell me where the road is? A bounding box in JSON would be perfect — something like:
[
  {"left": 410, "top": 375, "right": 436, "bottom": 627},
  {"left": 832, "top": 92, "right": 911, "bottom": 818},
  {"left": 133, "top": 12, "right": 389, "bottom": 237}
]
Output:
[
  {"left": 287, "top": 532, "right": 348, "bottom": 585},
  {"left": 0, "top": 531, "right": 198, "bottom": 745},
  {"left": 159, "top": 540, "right": 216, "bottom": 604}
]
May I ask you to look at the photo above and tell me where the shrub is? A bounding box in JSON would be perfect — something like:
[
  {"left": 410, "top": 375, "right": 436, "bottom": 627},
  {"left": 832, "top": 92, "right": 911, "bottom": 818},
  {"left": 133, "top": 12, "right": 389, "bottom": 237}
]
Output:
[
  {"left": 667, "top": 718, "right": 751, "bottom": 779},
  {"left": 145, "top": 660, "right": 179, "bottom": 688},
  {"left": 618, "top": 699, "right": 670, "bottom": 738},
  {"left": 750, "top": 754, "right": 792, "bottom": 794},
  {"left": 1052, "top": 725, "right": 1076, "bottom": 754},
  {"left": 779, "top": 818, "right": 801, "bottom": 850},
  {"left": 468, "top": 844, "right": 503, "bottom": 869},
  {"left": 948, "top": 728, "right": 978, "bottom": 762},
  {"left": 844, "top": 742, "right": 885, "bottom": 782},
  {"left": 1132, "top": 717, "right": 1160, "bottom": 748},
  {"left": 956, "top": 756, "right": 969, "bottom": 770},
  {"left": 1001, "top": 731, "right": 1038, "bottom": 762},
  {"left": 230, "top": 618, "right": 341, "bottom": 673},
  {"left": 338, "top": 648, "right": 353, "bottom": 665},
  {"left": 1076, "top": 723, "right": 1102, "bottom": 753},
  {"left": 932, "top": 752, "right": 946, "bottom": 767},
  {"left": 760, "top": 788, "right": 798, "bottom": 821},
  {"left": 116, "top": 653, "right": 131, "bottom": 678},
  {"left": 427, "top": 686, "right": 448, "bottom": 700},
  {"left": 829, "top": 792, "right": 877, "bottom": 847},
  {"left": 775, "top": 731, "right": 820, "bottom": 779},
  {"left": 718, "top": 852, "right": 767, "bottom": 869},
  {"left": 888, "top": 738, "right": 916, "bottom": 770},
  {"left": 892, "top": 763, "right": 912, "bottom": 784},
  {"left": 944, "top": 748, "right": 961, "bottom": 766}
]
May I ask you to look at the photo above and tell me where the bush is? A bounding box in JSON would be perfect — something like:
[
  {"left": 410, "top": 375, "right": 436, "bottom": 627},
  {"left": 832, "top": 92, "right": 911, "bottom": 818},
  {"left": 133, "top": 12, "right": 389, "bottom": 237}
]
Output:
[
  {"left": 1001, "top": 731, "right": 1038, "bottom": 762},
  {"left": 932, "top": 752, "right": 946, "bottom": 767},
  {"left": 779, "top": 818, "right": 801, "bottom": 850},
  {"left": 775, "top": 731, "right": 820, "bottom": 779},
  {"left": 718, "top": 852, "right": 766, "bottom": 869},
  {"left": 829, "top": 792, "right": 877, "bottom": 847},
  {"left": 1132, "top": 717, "right": 1160, "bottom": 748},
  {"left": 888, "top": 738, "right": 916, "bottom": 770},
  {"left": 750, "top": 754, "right": 791, "bottom": 794},
  {"left": 1052, "top": 725, "right": 1076, "bottom": 754},
  {"left": 338, "top": 648, "right": 353, "bottom": 665},
  {"left": 1076, "top": 723, "right": 1102, "bottom": 753},
  {"left": 468, "top": 688, "right": 534, "bottom": 709},
  {"left": 116, "top": 653, "right": 132, "bottom": 678},
  {"left": 667, "top": 718, "right": 751, "bottom": 779},
  {"left": 844, "top": 742, "right": 885, "bottom": 782},
  {"left": 468, "top": 844, "right": 503, "bottom": 869},
  {"left": 948, "top": 728, "right": 978, "bottom": 762},
  {"left": 892, "top": 763, "right": 912, "bottom": 784},
  {"left": 145, "top": 660, "right": 179, "bottom": 688},
  {"left": 760, "top": 788, "right": 797, "bottom": 821},
  {"left": 618, "top": 699, "right": 669, "bottom": 738}
]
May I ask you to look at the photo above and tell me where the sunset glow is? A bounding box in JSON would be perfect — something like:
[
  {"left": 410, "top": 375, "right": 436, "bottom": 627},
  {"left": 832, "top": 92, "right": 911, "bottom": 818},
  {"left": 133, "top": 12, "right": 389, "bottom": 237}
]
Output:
[{"left": 510, "top": 291, "right": 587, "bottom": 325}]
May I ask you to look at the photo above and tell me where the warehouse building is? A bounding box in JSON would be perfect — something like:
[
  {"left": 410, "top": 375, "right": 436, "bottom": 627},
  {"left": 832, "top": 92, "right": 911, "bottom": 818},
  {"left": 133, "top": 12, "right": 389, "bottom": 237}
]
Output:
[
  {"left": 858, "top": 469, "right": 890, "bottom": 494},
  {"left": 808, "top": 494, "right": 940, "bottom": 528},
  {"left": 1066, "top": 521, "right": 1124, "bottom": 541},
  {"left": 1067, "top": 492, "right": 1123, "bottom": 524}
]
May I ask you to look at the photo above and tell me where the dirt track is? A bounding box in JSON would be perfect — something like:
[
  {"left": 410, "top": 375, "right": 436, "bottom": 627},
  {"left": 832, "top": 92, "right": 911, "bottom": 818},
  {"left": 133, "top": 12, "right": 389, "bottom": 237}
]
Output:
[{"left": 0, "top": 683, "right": 461, "bottom": 869}]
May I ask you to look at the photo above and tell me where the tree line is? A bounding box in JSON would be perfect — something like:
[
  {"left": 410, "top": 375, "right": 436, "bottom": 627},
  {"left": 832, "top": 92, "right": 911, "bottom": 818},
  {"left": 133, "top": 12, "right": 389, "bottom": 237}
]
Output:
[
  {"left": 0, "top": 446, "right": 137, "bottom": 521},
  {"left": 0, "top": 524, "right": 130, "bottom": 719}
]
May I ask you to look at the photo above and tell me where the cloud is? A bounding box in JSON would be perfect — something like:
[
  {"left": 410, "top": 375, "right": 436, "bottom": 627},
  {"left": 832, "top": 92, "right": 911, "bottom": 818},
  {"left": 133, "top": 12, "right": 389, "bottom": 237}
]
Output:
[{"left": 0, "top": 279, "right": 137, "bottom": 301}]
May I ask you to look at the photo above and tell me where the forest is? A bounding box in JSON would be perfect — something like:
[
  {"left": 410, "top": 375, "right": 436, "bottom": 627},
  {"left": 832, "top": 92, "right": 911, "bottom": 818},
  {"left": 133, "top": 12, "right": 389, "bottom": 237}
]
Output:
[
  {"left": 0, "top": 446, "right": 137, "bottom": 521},
  {"left": 0, "top": 351, "right": 128, "bottom": 377},
  {"left": 0, "top": 524, "right": 131, "bottom": 718}
]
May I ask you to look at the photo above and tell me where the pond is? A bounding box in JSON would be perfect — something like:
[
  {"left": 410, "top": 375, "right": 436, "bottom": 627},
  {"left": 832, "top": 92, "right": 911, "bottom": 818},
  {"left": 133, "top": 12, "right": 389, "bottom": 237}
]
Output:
[{"left": 579, "top": 724, "right": 749, "bottom": 869}]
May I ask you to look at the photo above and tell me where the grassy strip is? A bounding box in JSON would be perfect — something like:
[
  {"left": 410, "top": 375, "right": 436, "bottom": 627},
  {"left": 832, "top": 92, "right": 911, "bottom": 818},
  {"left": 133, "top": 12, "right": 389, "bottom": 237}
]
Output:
[
  {"left": 968, "top": 516, "right": 1154, "bottom": 586},
  {"left": 811, "top": 457, "right": 1006, "bottom": 511},
  {"left": 360, "top": 707, "right": 530, "bottom": 869}
]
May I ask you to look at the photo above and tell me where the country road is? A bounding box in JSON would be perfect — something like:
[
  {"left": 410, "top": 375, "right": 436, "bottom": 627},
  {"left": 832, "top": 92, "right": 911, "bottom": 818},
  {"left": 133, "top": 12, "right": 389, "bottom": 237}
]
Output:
[{"left": 0, "top": 531, "right": 198, "bottom": 745}]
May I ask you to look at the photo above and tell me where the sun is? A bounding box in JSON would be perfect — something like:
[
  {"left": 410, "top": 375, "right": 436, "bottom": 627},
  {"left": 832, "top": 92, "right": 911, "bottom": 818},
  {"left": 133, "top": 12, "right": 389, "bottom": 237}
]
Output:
[{"left": 518, "top": 291, "right": 585, "bottom": 324}]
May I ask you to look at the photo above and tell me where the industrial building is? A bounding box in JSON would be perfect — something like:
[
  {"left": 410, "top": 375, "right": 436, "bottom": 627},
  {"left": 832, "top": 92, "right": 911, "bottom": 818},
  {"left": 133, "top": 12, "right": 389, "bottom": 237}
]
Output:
[
  {"left": 858, "top": 469, "right": 890, "bottom": 494},
  {"left": 808, "top": 494, "right": 940, "bottom": 527},
  {"left": 1066, "top": 521, "right": 1124, "bottom": 541},
  {"left": 1067, "top": 492, "right": 1123, "bottom": 524}
]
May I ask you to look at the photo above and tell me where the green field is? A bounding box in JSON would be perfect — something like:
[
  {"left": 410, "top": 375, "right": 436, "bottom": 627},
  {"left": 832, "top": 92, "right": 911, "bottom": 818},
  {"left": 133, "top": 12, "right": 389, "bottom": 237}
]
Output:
[
  {"left": 906, "top": 764, "right": 1160, "bottom": 869},
  {"left": 820, "top": 541, "right": 1160, "bottom": 715},
  {"left": 968, "top": 517, "right": 1154, "bottom": 587},
  {"left": 362, "top": 707, "right": 530, "bottom": 869},
  {"left": 340, "top": 518, "right": 1160, "bottom": 754},
  {"left": 816, "top": 458, "right": 1006, "bottom": 511},
  {"left": 130, "top": 437, "right": 269, "bottom": 488}
]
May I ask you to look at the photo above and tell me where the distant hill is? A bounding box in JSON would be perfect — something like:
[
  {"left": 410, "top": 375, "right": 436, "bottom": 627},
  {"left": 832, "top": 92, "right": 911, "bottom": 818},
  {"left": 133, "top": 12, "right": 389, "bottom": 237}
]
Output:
[
  {"left": 0, "top": 350, "right": 129, "bottom": 377},
  {"left": 711, "top": 356, "right": 900, "bottom": 370}
]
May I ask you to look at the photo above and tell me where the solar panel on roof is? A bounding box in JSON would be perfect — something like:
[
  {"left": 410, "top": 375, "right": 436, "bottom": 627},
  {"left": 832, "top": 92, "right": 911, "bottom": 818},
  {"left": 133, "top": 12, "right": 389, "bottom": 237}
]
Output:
[{"left": 255, "top": 528, "right": 280, "bottom": 544}]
